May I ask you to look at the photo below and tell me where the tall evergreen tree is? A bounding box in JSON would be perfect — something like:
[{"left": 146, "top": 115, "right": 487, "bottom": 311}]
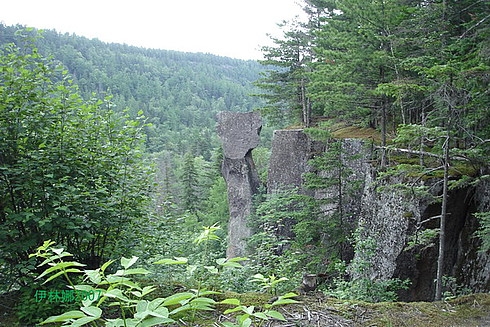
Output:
[
  {"left": 181, "top": 153, "right": 200, "bottom": 215},
  {"left": 255, "top": 16, "right": 319, "bottom": 127}
]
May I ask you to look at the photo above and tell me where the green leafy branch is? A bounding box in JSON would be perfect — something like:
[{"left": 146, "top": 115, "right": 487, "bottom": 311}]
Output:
[{"left": 220, "top": 292, "right": 299, "bottom": 327}]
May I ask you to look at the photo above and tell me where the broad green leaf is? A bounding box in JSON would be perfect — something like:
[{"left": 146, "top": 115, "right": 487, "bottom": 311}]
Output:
[
  {"left": 239, "top": 317, "right": 252, "bottom": 327},
  {"left": 120, "top": 268, "right": 150, "bottom": 275},
  {"left": 72, "top": 284, "right": 95, "bottom": 291},
  {"left": 216, "top": 258, "right": 226, "bottom": 265},
  {"left": 265, "top": 309, "right": 286, "bottom": 321},
  {"left": 196, "top": 289, "right": 220, "bottom": 296},
  {"left": 135, "top": 307, "right": 167, "bottom": 319},
  {"left": 187, "top": 264, "right": 197, "bottom": 275},
  {"left": 37, "top": 251, "right": 73, "bottom": 267},
  {"left": 40, "top": 310, "right": 85, "bottom": 324},
  {"left": 216, "top": 257, "right": 247, "bottom": 268},
  {"left": 168, "top": 303, "right": 192, "bottom": 315},
  {"left": 138, "top": 315, "right": 174, "bottom": 327},
  {"left": 193, "top": 223, "right": 221, "bottom": 244},
  {"left": 104, "top": 275, "right": 131, "bottom": 284},
  {"left": 84, "top": 269, "right": 102, "bottom": 284},
  {"left": 121, "top": 256, "right": 139, "bottom": 269},
  {"left": 104, "top": 289, "right": 130, "bottom": 301},
  {"left": 132, "top": 286, "right": 156, "bottom": 298},
  {"left": 252, "top": 312, "right": 268, "bottom": 320},
  {"left": 221, "top": 323, "right": 239, "bottom": 327},
  {"left": 151, "top": 306, "right": 169, "bottom": 317},
  {"left": 270, "top": 298, "right": 300, "bottom": 306},
  {"left": 280, "top": 292, "right": 299, "bottom": 298},
  {"left": 52, "top": 248, "right": 65, "bottom": 255},
  {"left": 243, "top": 306, "right": 255, "bottom": 315},
  {"left": 106, "top": 318, "right": 126, "bottom": 327},
  {"left": 42, "top": 268, "right": 84, "bottom": 284},
  {"left": 134, "top": 310, "right": 149, "bottom": 320},
  {"left": 101, "top": 259, "right": 116, "bottom": 272},
  {"left": 112, "top": 279, "right": 141, "bottom": 290},
  {"left": 37, "top": 261, "right": 85, "bottom": 280},
  {"left": 153, "top": 257, "right": 188, "bottom": 265},
  {"left": 162, "top": 292, "right": 194, "bottom": 306},
  {"left": 251, "top": 273, "right": 266, "bottom": 282},
  {"left": 191, "top": 296, "right": 216, "bottom": 305},
  {"left": 71, "top": 315, "right": 99, "bottom": 327},
  {"left": 204, "top": 265, "right": 218, "bottom": 274},
  {"left": 148, "top": 297, "right": 165, "bottom": 310},
  {"left": 81, "top": 306, "right": 102, "bottom": 318},
  {"left": 136, "top": 300, "right": 149, "bottom": 312},
  {"left": 223, "top": 306, "right": 245, "bottom": 314}
]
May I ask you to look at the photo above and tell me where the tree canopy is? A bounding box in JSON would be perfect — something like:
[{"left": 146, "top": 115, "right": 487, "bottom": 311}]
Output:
[
  {"left": 257, "top": 0, "right": 490, "bottom": 147},
  {"left": 0, "top": 35, "right": 152, "bottom": 290}
]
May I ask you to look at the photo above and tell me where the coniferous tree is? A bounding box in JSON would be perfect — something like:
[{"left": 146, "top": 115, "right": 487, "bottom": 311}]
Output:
[
  {"left": 259, "top": 0, "right": 489, "bottom": 301},
  {"left": 255, "top": 16, "right": 319, "bottom": 127},
  {"left": 181, "top": 153, "right": 200, "bottom": 215}
]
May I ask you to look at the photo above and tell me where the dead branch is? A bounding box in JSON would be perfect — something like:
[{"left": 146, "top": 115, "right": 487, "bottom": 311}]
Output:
[
  {"left": 374, "top": 145, "right": 469, "bottom": 162},
  {"left": 460, "top": 14, "right": 490, "bottom": 38}
]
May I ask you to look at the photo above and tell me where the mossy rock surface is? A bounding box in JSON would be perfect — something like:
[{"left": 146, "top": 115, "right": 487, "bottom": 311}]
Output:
[{"left": 179, "top": 292, "right": 490, "bottom": 326}]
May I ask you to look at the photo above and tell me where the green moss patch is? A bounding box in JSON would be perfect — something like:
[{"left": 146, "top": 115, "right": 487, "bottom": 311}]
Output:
[
  {"left": 325, "top": 293, "right": 490, "bottom": 327},
  {"left": 332, "top": 125, "right": 382, "bottom": 143}
]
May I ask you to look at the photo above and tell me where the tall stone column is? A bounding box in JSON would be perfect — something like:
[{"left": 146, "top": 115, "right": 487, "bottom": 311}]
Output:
[
  {"left": 217, "top": 112, "right": 261, "bottom": 258},
  {"left": 267, "top": 129, "right": 312, "bottom": 193}
]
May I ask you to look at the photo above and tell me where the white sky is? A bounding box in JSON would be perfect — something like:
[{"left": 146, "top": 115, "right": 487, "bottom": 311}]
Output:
[{"left": 1, "top": 0, "right": 306, "bottom": 60}]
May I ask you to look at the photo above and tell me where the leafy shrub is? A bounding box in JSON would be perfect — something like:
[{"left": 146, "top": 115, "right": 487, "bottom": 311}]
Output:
[
  {"left": 30, "top": 228, "right": 297, "bottom": 326},
  {"left": 327, "top": 274, "right": 410, "bottom": 303},
  {"left": 0, "top": 38, "right": 152, "bottom": 292},
  {"left": 476, "top": 211, "right": 490, "bottom": 252},
  {"left": 15, "top": 281, "right": 78, "bottom": 326},
  {"left": 325, "top": 226, "right": 410, "bottom": 302}
]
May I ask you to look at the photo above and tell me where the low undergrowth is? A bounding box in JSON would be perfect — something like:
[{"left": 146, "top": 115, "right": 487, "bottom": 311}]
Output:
[{"left": 2, "top": 287, "right": 490, "bottom": 326}]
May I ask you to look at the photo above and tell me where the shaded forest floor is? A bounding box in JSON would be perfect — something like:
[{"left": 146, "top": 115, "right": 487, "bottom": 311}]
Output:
[
  {"left": 213, "top": 292, "right": 490, "bottom": 327},
  {"left": 1, "top": 291, "right": 489, "bottom": 326},
  {"left": 284, "top": 292, "right": 490, "bottom": 327}
]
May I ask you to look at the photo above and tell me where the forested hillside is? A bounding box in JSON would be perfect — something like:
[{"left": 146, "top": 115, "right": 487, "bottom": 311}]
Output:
[
  {"left": 258, "top": 0, "right": 489, "bottom": 143},
  {"left": 0, "top": 24, "right": 271, "bottom": 325},
  {"left": 0, "top": 24, "right": 265, "bottom": 157},
  {"left": 251, "top": 0, "right": 490, "bottom": 305},
  {"left": 1, "top": 0, "right": 490, "bottom": 325}
]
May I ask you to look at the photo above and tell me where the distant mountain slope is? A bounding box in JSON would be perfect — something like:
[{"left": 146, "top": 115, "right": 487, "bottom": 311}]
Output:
[{"left": 0, "top": 24, "right": 265, "bottom": 156}]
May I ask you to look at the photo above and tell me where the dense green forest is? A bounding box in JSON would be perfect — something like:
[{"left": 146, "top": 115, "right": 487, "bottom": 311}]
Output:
[
  {"left": 0, "top": 24, "right": 265, "bottom": 157},
  {"left": 255, "top": 0, "right": 490, "bottom": 304},
  {"left": 0, "top": 0, "right": 489, "bottom": 325},
  {"left": 0, "top": 24, "right": 271, "bottom": 325}
]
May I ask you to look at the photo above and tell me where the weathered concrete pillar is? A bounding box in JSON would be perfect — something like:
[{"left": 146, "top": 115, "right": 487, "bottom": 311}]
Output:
[{"left": 217, "top": 112, "right": 261, "bottom": 258}]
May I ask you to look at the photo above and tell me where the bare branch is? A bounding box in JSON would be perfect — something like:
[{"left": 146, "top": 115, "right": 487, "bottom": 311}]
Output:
[
  {"left": 460, "top": 14, "right": 490, "bottom": 38},
  {"left": 374, "top": 145, "right": 470, "bottom": 162}
]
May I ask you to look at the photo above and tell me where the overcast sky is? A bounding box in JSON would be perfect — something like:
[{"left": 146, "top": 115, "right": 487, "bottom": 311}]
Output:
[{"left": 1, "top": 0, "right": 305, "bottom": 60}]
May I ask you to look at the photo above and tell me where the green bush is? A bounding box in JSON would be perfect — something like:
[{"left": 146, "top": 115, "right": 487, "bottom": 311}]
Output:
[{"left": 30, "top": 228, "right": 298, "bottom": 326}]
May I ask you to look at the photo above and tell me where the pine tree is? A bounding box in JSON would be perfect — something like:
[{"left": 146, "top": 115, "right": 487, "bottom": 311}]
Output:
[
  {"left": 181, "top": 152, "right": 200, "bottom": 215},
  {"left": 255, "top": 16, "right": 318, "bottom": 127}
]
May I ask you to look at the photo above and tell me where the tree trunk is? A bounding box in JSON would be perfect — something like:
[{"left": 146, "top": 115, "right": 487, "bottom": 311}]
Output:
[
  {"left": 301, "top": 78, "right": 310, "bottom": 127},
  {"left": 435, "top": 135, "right": 450, "bottom": 301}
]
